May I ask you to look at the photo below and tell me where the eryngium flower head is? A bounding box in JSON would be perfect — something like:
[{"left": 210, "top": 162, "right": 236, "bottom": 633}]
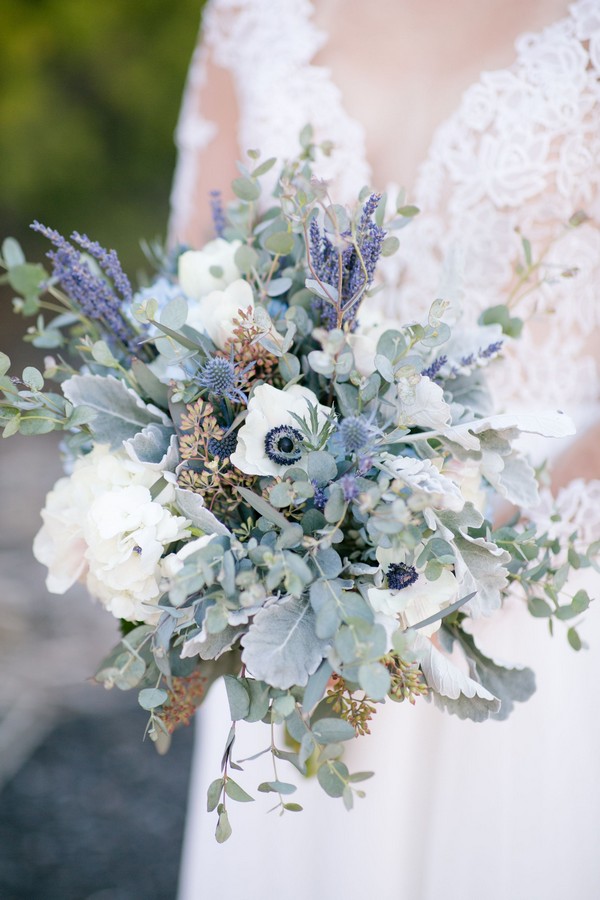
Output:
[
  {"left": 386, "top": 563, "right": 419, "bottom": 591},
  {"left": 338, "top": 415, "right": 371, "bottom": 453}
]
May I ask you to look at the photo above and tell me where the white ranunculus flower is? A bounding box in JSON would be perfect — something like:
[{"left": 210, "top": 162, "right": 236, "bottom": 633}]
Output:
[
  {"left": 384, "top": 454, "right": 465, "bottom": 512},
  {"left": 396, "top": 375, "right": 452, "bottom": 431},
  {"left": 444, "top": 458, "right": 487, "bottom": 513},
  {"left": 186, "top": 278, "right": 254, "bottom": 350},
  {"left": 367, "top": 568, "right": 459, "bottom": 637},
  {"left": 230, "top": 383, "right": 332, "bottom": 477},
  {"left": 178, "top": 239, "right": 242, "bottom": 298},
  {"left": 347, "top": 306, "right": 404, "bottom": 378},
  {"left": 33, "top": 445, "right": 190, "bottom": 624},
  {"left": 160, "top": 533, "right": 218, "bottom": 581}
]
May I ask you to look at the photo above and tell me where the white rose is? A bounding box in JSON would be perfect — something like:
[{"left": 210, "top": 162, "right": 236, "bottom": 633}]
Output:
[
  {"left": 178, "top": 239, "right": 242, "bottom": 298},
  {"left": 230, "top": 383, "right": 332, "bottom": 477},
  {"left": 367, "top": 569, "right": 459, "bottom": 637},
  {"left": 186, "top": 279, "right": 254, "bottom": 350},
  {"left": 396, "top": 374, "right": 452, "bottom": 431}
]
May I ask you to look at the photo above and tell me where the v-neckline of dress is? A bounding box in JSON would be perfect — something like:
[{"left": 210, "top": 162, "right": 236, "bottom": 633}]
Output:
[{"left": 304, "top": 0, "right": 579, "bottom": 200}]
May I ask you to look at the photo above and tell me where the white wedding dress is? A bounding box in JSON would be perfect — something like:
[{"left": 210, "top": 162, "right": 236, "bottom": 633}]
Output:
[{"left": 172, "top": 2, "right": 600, "bottom": 898}]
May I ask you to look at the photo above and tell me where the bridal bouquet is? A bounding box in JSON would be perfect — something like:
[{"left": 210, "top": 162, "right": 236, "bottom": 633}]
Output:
[{"left": 1, "top": 133, "right": 594, "bottom": 840}]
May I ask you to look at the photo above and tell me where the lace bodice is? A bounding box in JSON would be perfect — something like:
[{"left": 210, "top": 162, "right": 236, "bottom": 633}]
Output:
[{"left": 170, "top": 0, "right": 600, "bottom": 536}]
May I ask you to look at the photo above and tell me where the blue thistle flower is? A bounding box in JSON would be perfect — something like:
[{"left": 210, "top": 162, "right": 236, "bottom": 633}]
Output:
[
  {"left": 338, "top": 415, "right": 371, "bottom": 453},
  {"left": 387, "top": 563, "right": 419, "bottom": 591},
  {"left": 208, "top": 432, "right": 238, "bottom": 459},
  {"left": 197, "top": 354, "right": 249, "bottom": 404}
]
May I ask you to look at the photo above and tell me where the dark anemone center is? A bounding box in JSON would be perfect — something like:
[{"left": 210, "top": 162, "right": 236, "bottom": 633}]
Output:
[
  {"left": 386, "top": 563, "right": 419, "bottom": 591},
  {"left": 264, "top": 425, "right": 304, "bottom": 466}
]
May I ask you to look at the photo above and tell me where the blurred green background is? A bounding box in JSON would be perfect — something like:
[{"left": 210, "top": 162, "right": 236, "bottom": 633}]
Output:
[{"left": 1, "top": 0, "right": 207, "bottom": 366}]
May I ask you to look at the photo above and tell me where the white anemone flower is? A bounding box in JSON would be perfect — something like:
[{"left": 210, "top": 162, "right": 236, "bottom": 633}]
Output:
[
  {"left": 185, "top": 278, "right": 254, "bottom": 351},
  {"left": 178, "top": 239, "right": 242, "bottom": 298},
  {"left": 230, "top": 383, "right": 332, "bottom": 477},
  {"left": 368, "top": 568, "right": 459, "bottom": 638}
]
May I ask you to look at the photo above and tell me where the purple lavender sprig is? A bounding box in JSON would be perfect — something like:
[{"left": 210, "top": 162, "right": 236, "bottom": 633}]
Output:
[
  {"left": 209, "top": 190, "right": 227, "bottom": 238},
  {"left": 31, "top": 222, "right": 143, "bottom": 356},
  {"left": 309, "top": 194, "right": 386, "bottom": 331},
  {"left": 458, "top": 341, "right": 504, "bottom": 369},
  {"left": 420, "top": 355, "right": 448, "bottom": 380}
]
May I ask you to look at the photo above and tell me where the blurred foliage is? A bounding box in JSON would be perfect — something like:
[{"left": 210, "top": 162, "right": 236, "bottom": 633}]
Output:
[{"left": 0, "top": 0, "right": 206, "bottom": 271}]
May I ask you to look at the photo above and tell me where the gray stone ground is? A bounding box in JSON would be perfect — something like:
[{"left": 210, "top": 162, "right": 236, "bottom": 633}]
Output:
[{"left": 0, "top": 434, "right": 193, "bottom": 898}]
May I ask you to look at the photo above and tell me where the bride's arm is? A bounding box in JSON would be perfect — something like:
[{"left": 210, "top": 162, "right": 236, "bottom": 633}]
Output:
[{"left": 168, "top": 35, "right": 240, "bottom": 249}]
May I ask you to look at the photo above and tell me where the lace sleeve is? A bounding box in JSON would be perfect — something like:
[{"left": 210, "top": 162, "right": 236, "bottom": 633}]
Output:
[
  {"left": 169, "top": 0, "right": 373, "bottom": 247},
  {"left": 392, "top": 0, "right": 600, "bottom": 422},
  {"left": 168, "top": 8, "right": 241, "bottom": 247}
]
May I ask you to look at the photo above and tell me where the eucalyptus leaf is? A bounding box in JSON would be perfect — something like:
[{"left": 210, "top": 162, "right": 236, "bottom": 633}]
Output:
[
  {"left": 207, "top": 778, "right": 224, "bottom": 812},
  {"left": 236, "top": 486, "right": 290, "bottom": 530},
  {"left": 245, "top": 679, "right": 271, "bottom": 722},
  {"left": 279, "top": 353, "right": 301, "bottom": 383},
  {"left": 160, "top": 295, "right": 188, "bottom": 330},
  {"left": 22, "top": 367, "right": 43, "bottom": 391},
  {"left": 266, "top": 277, "right": 292, "bottom": 297},
  {"left": 138, "top": 687, "right": 168, "bottom": 710},
  {"left": 317, "top": 761, "right": 349, "bottom": 798},
  {"left": 224, "top": 779, "right": 254, "bottom": 803},
  {"left": 234, "top": 244, "right": 259, "bottom": 274},
  {"left": 311, "top": 717, "right": 356, "bottom": 743},
  {"left": 307, "top": 451, "right": 337, "bottom": 485},
  {"left": 232, "top": 177, "right": 261, "bottom": 202},
  {"left": 264, "top": 232, "right": 295, "bottom": 256},
  {"left": 2, "top": 237, "right": 25, "bottom": 268},
  {"left": 258, "top": 781, "right": 296, "bottom": 795},
  {"left": 215, "top": 807, "right": 232, "bottom": 843},
  {"left": 358, "top": 661, "right": 391, "bottom": 700},
  {"left": 131, "top": 358, "right": 170, "bottom": 408},
  {"left": 224, "top": 674, "right": 251, "bottom": 720}
]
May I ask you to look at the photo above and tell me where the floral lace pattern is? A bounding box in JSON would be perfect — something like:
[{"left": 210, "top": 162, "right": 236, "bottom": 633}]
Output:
[{"left": 170, "top": 0, "right": 600, "bottom": 537}]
